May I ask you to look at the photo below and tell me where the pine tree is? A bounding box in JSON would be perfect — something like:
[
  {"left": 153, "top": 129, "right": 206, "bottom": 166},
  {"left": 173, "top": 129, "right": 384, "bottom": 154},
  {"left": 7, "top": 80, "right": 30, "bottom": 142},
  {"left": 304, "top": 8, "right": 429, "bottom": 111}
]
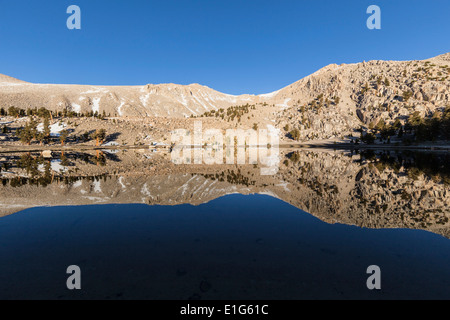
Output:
[
  {"left": 18, "top": 122, "right": 35, "bottom": 145},
  {"left": 375, "top": 118, "right": 386, "bottom": 131},
  {"left": 60, "top": 130, "right": 69, "bottom": 146},
  {"left": 290, "top": 128, "right": 301, "bottom": 141},
  {"left": 93, "top": 129, "right": 107, "bottom": 146},
  {"left": 37, "top": 107, "right": 51, "bottom": 119},
  {"left": 408, "top": 111, "right": 423, "bottom": 127},
  {"left": 43, "top": 116, "right": 51, "bottom": 140},
  {"left": 8, "top": 106, "right": 20, "bottom": 118}
]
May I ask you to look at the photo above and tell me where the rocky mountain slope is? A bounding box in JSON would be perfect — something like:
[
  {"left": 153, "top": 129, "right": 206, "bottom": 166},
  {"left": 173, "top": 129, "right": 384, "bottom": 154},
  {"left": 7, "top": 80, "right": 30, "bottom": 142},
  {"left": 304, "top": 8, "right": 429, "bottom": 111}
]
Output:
[
  {"left": 270, "top": 53, "right": 450, "bottom": 141},
  {"left": 2, "top": 53, "right": 448, "bottom": 143}
]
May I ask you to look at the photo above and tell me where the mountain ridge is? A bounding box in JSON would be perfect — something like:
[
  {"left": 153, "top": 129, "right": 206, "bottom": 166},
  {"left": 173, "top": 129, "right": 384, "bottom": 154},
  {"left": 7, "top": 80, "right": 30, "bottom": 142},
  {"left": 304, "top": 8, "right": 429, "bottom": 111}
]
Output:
[{"left": 1, "top": 52, "right": 449, "bottom": 142}]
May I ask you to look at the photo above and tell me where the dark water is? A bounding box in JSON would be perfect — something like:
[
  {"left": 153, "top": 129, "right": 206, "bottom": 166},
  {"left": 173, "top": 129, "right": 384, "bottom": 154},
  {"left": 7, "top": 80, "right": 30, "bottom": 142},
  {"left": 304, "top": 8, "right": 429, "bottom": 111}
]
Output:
[{"left": 0, "top": 194, "right": 449, "bottom": 300}]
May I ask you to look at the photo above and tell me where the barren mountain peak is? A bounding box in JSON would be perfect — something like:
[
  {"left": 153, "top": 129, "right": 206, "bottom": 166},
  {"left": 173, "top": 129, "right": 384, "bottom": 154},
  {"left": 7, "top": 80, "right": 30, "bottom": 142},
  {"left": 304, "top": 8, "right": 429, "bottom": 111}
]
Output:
[
  {"left": 0, "top": 73, "right": 28, "bottom": 84},
  {"left": 0, "top": 52, "right": 448, "bottom": 131},
  {"left": 428, "top": 52, "right": 450, "bottom": 63}
]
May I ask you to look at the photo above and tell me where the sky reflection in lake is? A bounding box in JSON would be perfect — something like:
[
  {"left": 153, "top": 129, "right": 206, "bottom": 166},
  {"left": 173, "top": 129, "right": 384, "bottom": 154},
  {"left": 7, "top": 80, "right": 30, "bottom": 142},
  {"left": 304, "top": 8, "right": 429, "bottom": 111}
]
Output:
[{"left": 0, "top": 194, "right": 449, "bottom": 300}]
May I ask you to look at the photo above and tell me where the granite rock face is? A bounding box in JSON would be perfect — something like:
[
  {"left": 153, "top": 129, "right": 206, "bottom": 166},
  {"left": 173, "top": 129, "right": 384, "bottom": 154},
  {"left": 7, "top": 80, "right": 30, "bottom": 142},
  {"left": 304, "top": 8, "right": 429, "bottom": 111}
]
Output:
[
  {"left": 271, "top": 53, "right": 450, "bottom": 141},
  {"left": 1, "top": 53, "right": 448, "bottom": 143}
]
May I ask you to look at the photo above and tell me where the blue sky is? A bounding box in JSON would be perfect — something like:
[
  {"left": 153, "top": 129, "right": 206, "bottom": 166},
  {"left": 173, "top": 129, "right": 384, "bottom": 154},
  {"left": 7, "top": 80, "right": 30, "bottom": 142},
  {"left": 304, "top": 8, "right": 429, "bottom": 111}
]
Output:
[{"left": 0, "top": 0, "right": 449, "bottom": 95}]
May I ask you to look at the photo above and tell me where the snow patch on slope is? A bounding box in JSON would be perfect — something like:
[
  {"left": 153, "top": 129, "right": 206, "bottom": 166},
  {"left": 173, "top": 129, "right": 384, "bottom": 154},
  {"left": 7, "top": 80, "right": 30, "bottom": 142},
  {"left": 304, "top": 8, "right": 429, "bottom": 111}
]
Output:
[
  {"left": 259, "top": 89, "right": 281, "bottom": 99},
  {"left": 37, "top": 121, "right": 67, "bottom": 137},
  {"left": 71, "top": 103, "right": 81, "bottom": 113},
  {"left": 92, "top": 98, "right": 101, "bottom": 113},
  {"left": 117, "top": 100, "right": 125, "bottom": 116}
]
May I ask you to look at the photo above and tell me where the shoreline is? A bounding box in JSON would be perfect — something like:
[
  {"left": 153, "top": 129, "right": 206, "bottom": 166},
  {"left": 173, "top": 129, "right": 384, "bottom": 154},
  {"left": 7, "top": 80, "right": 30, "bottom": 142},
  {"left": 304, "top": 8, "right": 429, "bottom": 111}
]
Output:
[{"left": 1, "top": 142, "right": 449, "bottom": 153}]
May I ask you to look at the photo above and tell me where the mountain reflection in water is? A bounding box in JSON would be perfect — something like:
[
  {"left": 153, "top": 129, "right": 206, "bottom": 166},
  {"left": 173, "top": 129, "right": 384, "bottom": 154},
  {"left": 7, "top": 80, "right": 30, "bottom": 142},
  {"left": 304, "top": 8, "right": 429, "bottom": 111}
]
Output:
[
  {"left": 1, "top": 148, "right": 448, "bottom": 237},
  {"left": 0, "top": 148, "right": 449, "bottom": 299}
]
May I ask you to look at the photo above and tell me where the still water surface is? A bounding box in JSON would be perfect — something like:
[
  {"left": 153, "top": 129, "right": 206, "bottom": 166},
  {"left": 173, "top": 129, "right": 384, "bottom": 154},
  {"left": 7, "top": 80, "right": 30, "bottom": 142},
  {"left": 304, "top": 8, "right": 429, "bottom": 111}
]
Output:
[{"left": 0, "top": 193, "right": 449, "bottom": 299}]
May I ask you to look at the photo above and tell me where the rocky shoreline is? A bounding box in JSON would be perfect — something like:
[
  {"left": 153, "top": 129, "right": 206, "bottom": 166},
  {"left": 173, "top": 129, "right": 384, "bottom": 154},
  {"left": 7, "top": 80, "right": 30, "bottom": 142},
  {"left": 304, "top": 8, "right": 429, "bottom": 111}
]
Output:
[{"left": 1, "top": 142, "right": 449, "bottom": 154}]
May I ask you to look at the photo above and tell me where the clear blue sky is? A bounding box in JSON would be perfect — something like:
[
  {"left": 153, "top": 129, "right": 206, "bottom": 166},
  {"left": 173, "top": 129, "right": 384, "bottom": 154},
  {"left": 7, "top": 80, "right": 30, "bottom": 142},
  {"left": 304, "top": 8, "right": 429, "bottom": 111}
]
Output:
[{"left": 0, "top": 0, "right": 449, "bottom": 95}]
